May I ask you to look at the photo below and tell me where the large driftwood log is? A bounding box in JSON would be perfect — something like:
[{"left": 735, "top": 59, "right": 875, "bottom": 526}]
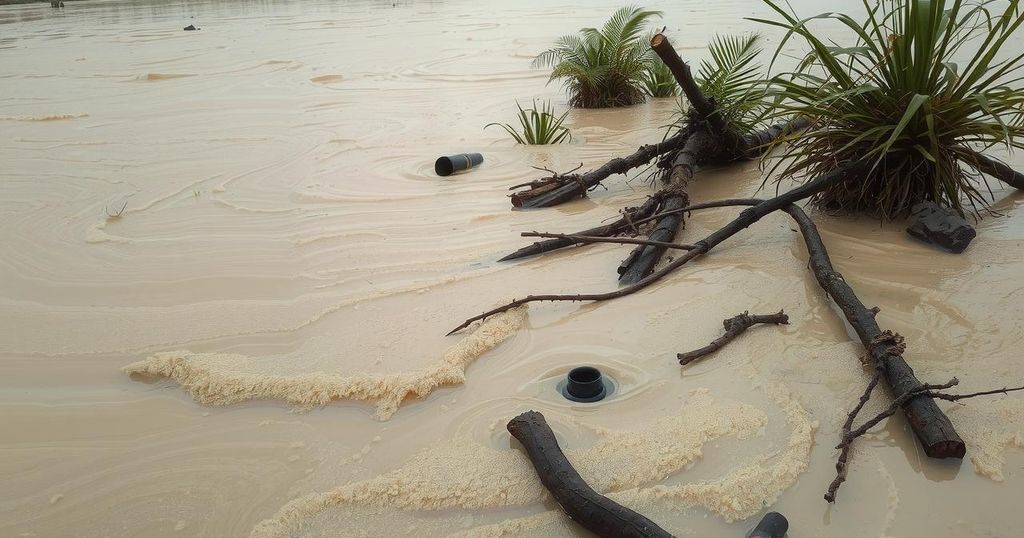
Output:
[
  {"left": 508, "top": 411, "right": 673, "bottom": 538},
  {"left": 784, "top": 203, "right": 966, "bottom": 458}
]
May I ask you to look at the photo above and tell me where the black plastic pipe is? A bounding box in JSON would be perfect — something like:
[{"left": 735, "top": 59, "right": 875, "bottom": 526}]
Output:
[
  {"left": 563, "top": 366, "right": 607, "bottom": 402},
  {"left": 435, "top": 153, "right": 483, "bottom": 176},
  {"left": 747, "top": 512, "right": 788, "bottom": 538}
]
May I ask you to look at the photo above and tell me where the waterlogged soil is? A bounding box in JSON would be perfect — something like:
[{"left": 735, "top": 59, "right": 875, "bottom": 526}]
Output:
[{"left": 1, "top": 0, "right": 1023, "bottom": 536}]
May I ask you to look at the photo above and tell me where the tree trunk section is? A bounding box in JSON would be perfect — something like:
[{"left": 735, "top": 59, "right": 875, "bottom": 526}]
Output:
[
  {"left": 782, "top": 204, "right": 965, "bottom": 458},
  {"left": 618, "top": 193, "right": 687, "bottom": 283},
  {"left": 507, "top": 411, "right": 674, "bottom": 538}
]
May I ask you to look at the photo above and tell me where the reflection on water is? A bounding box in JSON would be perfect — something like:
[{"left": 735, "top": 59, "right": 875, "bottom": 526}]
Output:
[{"left": 1, "top": 0, "right": 1023, "bottom": 536}]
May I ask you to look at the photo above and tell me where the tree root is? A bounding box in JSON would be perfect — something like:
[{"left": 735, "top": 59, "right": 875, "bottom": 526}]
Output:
[
  {"left": 677, "top": 310, "right": 789, "bottom": 366},
  {"left": 965, "top": 150, "right": 1024, "bottom": 191},
  {"left": 507, "top": 411, "right": 673, "bottom": 538}
]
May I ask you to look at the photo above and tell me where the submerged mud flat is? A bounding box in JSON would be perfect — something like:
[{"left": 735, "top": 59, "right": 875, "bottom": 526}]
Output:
[{"left": 1, "top": 0, "right": 1023, "bottom": 536}]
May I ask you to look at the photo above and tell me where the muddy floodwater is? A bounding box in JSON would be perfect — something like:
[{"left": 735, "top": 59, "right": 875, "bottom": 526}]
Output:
[{"left": 2, "top": 0, "right": 1024, "bottom": 536}]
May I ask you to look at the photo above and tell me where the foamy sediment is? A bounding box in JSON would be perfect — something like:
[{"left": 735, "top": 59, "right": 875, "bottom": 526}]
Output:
[
  {"left": 0, "top": 113, "right": 88, "bottom": 121},
  {"left": 122, "top": 306, "right": 528, "bottom": 420},
  {"left": 249, "top": 389, "right": 811, "bottom": 537},
  {"left": 949, "top": 398, "right": 1024, "bottom": 481}
]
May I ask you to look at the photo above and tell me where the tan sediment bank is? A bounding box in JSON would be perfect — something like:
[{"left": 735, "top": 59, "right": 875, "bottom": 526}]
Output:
[{"left": 1, "top": 0, "right": 1023, "bottom": 536}]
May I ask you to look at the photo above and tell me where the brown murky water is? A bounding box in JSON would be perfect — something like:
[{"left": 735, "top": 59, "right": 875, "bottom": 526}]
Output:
[{"left": 2, "top": 0, "right": 1023, "bottom": 536}]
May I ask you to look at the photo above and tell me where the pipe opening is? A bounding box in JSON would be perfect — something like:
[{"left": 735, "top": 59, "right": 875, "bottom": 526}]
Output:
[{"left": 560, "top": 366, "right": 612, "bottom": 403}]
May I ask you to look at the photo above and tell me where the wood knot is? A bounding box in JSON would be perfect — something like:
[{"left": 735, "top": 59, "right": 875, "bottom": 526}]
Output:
[{"left": 868, "top": 330, "right": 906, "bottom": 356}]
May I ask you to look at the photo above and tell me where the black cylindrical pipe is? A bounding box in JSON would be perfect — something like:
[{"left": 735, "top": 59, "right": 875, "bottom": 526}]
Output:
[
  {"left": 435, "top": 153, "right": 483, "bottom": 176},
  {"left": 746, "top": 512, "right": 788, "bottom": 538},
  {"left": 565, "top": 366, "right": 605, "bottom": 402}
]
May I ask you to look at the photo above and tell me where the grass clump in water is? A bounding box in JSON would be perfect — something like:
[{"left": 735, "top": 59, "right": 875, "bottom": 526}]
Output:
[{"left": 486, "top": 99, "right": 572, "bottom": 145}]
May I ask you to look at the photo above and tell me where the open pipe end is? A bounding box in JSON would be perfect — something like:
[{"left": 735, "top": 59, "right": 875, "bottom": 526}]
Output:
[{"left": 561, "top": 366, "right": 609, "bottom": 403}]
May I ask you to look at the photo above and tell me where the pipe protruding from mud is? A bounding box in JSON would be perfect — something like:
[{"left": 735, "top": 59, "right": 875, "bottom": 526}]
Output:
[{"left": 562, "top": 366, "right": 607, "bottom": 402}]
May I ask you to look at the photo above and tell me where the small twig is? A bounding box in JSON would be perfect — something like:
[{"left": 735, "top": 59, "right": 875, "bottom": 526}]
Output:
[
  {"left": 931, "top": 385, "right": 1024, "bottom": 402},
  {"left": 825, "top": 376, "right": 991, "bottom": 503},
  {"left": 628, "top": 198, "right": 759, "bottom": 228},
  {"left": 825, "top": 367, "right": 883, "bottom": 503},
  {"left": 105, "top": 201, "right": 128, "bottom": 219},
  {"left": 677, "top": 310, "right": 789, "bottom": 366},
  {"left": 521, "top": 232, "right": 696, "bottom": 251},
  {"left": 620, "top": 206, "right": 640, "bottom": 235}
]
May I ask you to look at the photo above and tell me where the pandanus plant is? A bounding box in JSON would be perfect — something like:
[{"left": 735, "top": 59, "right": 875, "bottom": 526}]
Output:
[{"left": 756, "top": 0, "right": 1024, "bottom": 218}]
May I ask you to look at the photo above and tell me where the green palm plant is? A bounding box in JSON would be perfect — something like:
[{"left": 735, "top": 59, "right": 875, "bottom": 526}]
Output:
[
  {"left": 533, "top": 6, "right": 663, "bottom": 108},
  {"left": 641, "top": 56, "right": 679, "bottom": 98},
  {"left": 486, "top": 99, "right": 573, "bottom": 145},
  {"left": 753, "top": 0, "right": 1024, "bottom": 218},
  {"left": 665, "top": 33, "right": 770, "bottom": 138},
  {"left": 695, "top": 33, "right": 771, "bottom": 135}
]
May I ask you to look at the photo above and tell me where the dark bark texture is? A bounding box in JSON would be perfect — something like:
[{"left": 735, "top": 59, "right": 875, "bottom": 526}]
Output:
[
  {"left": 677, "top": 310, "right": 789, "bottom": 365},
  {"left": 507, "top": 411, "right": 673, "bottom": 538}
]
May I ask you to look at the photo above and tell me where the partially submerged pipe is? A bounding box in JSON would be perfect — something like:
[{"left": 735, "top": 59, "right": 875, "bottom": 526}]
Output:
[
  {"left": 435, "top": 153, "right": 483, "bottom": 176},
  {"left": 747, "top": 512, "right": 788, "bottom": 538},
  {"left": 561, "top": 366, "right": 609, "bottom": 403}
]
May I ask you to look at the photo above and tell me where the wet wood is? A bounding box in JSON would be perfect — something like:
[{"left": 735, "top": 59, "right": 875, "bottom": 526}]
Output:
[
  {"left": 507, "top": 411, "right": 673, "bottom": 538},
  {"left": 510, "top": 133, "right": 689, "bottom": 209},
  {"left": 449, "top": 162, "right": 864, "bottom": 335},
  {"left": 520, "top": 232, "right": 696, "bottom": 251},
  {"left": 677, "top": 310, "right": 789, "bottom": 365},
  {"left": 618, "top": 192, "right": 687, "bottom": 283},
  {"left": 499, "top": 194, "right": 665, "bottom": 261},
  {"left": 968, "top": 151, "right": 1024, "bottom": 191},
  {"left": 785, "top": 203, "right": 966, "bottom": 458}
]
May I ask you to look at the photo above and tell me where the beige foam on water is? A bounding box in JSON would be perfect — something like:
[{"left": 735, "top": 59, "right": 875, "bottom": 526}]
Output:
[
  {"left": 123, "top": 306, "right": 528, "bottom": 420},
  {"left": 250, "top": 389, "right": 803, "bottom": 537}
]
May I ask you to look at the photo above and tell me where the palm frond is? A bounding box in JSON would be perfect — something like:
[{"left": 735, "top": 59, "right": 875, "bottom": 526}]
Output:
[{"left": 532, "top": 6, "right": 662, "bottom": 108}]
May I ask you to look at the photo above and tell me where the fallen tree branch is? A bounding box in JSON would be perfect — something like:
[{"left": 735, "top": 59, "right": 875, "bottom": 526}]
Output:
[
  {"left": 500, "top": 194, "right": 666, "bottom": 262},
  {"left": 826, "top": 378, "right": 1024, "bottom": 502},
  {"left": 966, "top": 150, "right": 1024, "bottom": 191},
  {"left": 651, "top": 33, "right": 724, "bottom": 135},
  {"left": 521, "top": 232, "right": 696, "bottom": 251},
  {"left": 448, "top": 162, "right": 864, "bottom": 335},
  {"left": 677, "top": 310, "right": 789, "bottom": 366},
  {"left": 619, "top": 190, "right": 688, "bottom": 282},
  {"left": 785, "top": 204, "right": 966, "bottom": 460},
  {"left": 825, "top": 367, "right": 885, "bottom": 503},
  {"left": 510, "top": 133, "right": 689, "bottom": 208},
  {"left": 508, "top": 411, "right": 673, "bottom": 538}
]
